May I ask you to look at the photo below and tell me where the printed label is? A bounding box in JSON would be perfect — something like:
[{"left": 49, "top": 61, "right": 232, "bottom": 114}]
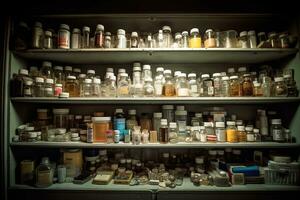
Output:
[
  {"left": 272, "top": 129, "right": 284, "bottom": 141},
  {"left": 191, "top": 85, "right": 198, "bottom": 93},
  {"left": 178, "top": 88, "right": 189, "bottom": 96}
]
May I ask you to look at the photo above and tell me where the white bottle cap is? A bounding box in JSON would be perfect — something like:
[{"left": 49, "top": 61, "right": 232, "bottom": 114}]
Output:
[
  {"left": 164, "top": 69, "right": 172, "bottom": 74},
  {"left": 274, "top": 77, "right": 284, "bottom": 82},
  {"left": 35, "top": 77, "right": 44, "bottom": 83},
  {"left": 131, "top": 32, "right": 138, "bottom": 37},
  {"left": 83, "top": 26, "right": 90, "bottom": 32},
  {"left": 19, "top": 69, "right": 29, "bottom": 75},
  {"left": 60, "top": 24, "right": 70, "bottom": 30},
  {"left": 73, "top": 68, "right": 81, "bottom": 73},
  {"left": 190, "top": 28, "right": 199, "bottom": 34},
  {"left": 227, "top": 67, "right": 235, "bottom": 73},
  {"left": 79, "top": 74, "right": 86, "bottom": 79},
  {"left": 118, "top": 68, "right": 126, "bottom": 74},
  {"left": 174, "top": 71, "right": 181, "bottom": 77},
  {"left": 87, "top": 70, "right": 95, "bottom": 74},
  {"left": 161, "top": 119, "right": 168, "bottom": 125},
  {"left": 128, "top": 109, "right": 136, "bottom": 115},
  {"left": 156, "top": 67, "right": 164, "bottom": 72},
  {"left": 59, "top": 92, "right": 69, "bottom": 98},
  {"left": 54, "top": 66, "right": 63, "bottom": 71},
  {"left": 96, "top": 24, "right": 104, "bottom": 31},
  {"left": 85, "top": 79, "right": 92, "bottom": 84},
  {"left": 73, "top": 28, "right": 81, "bottom": 33},
  {"left": 230, "top": 75, "right": 238, "bottom": 79},
  {"left": 201, "top": 74, "right": 210, "bottom": 78},
  {"left": 226, "top": 121, "right": 236, "bottom": 126},
  {"left": 115, "top": 108, "right": 123, "bottom": 113},
  {"left": 93, "top": 78, "right": 101, "bottom": 84},
  {"left": 176, "top": 105, "right": 185, "bottom": 111},
  {"left": 143, "top": 64, "right": 151, "bottom": 70},
  {"left": 65, "top": 66, "right": 72, "bottom": 71},
  {"left": 67, "top": 76, "right": 76, "bottom": 80},
  {"left": 248, "top": 30, "right": 256, "bottom": 36},
  {"left": 42, "top": 61, "right": 52, "bottom": 68},
  {"left": 188, "top": 73, "right": 196, "bottom": 78},
  {"left": 182, "top": 31, "right": 188, "bottom": 35},
  {"left": 215, "top": 122, "right": 225, "bottom": 128},
  {"left": 117, "top": 29, "right": 126, "bottom": 35},
  {"left": 162, "top": 26, "right": 171, "bottom": 32},
  {"left": 153, "top": 112, "right": 162, "bottom": 118},
  {"left": 169, "top": 122, "right": 177, "bottom": 128},
  {"left": 46, "top": 78, "right": 54, "bottom": 84},
  {"left": 213, "top": 73, "right": 221, "bottom": 77},
  {"left": 240, "top": 31, "right": 248, "bottom": 37},
  {"left": 222, "top": 76, "right": 229, "bottom": 81}
]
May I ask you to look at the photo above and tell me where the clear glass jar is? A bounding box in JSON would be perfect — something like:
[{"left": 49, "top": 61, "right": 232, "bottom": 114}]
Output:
[
  {"left": 177, "top": 73, "right": 189, "bottom": 97},
  {"left": 71, "top": 28, "right": 81, "bottom": 49},
  {"left": 65, "top": 76, "right": 79, "bottom": 97},
  {"left": 215, "top": 31, "right": 223, "bottom": 48},
  {"left": 23, "top": 80, "right": 33, "bottom": 97},
  {"left": 130, "top": 32, "right": 139, "bottom": 48},
  {"left": 53, "top": 66, "right": 65, "bottom": 86},
  {"left": 162, "top": 105, "right": 174, "bottom": 123},
  {"left": 34, "top": 77, "right": 45, "bottom": 97},
  {"left": 163, "top": 70, "right": 175, "bottom": 96},
  {"left": 162, "top": 26, "right": 172, "bottom": 48},
  {"left": 279, "top": 33, "right": 289, "bottom": 48},
  {"left": 95, "top": 24, "right": 104, "bottom": 48},
  {"left": 199, "top": 126, "right": 207, "bottom": 142},
  {"left": 107, "top": 76, "right": 117, "bottom": 97},
  {"left": 153, "top": 112, "right": 162, "bottom": 134},
  {"left": 215, "top": 122, "right": 226, "bottom": 142},
  {"left": 78, "top": 74, "right": 86, "bottom": 97},
  {"left": 224, "top": 30, "right": 237, "bottom": 48},
  {"left": 213, "top": 73, "right": 222, "bottom": 97},
  {"left": 132, "top": 64, "right": 143, "bottom": 97},
  {"left": 271, "top": 119, "right": 284, "bottom": 142},
  {"left": 246, "top": 126, "right": 255, "bottom": 142},
  {"left": 242, "top": 74, "right": 253, "bottom": 96},
  {"left": 274, "top": 77, "right": 288, "bottom": 97},
  {"left": 173, "top": 32, "right": 182, "bottom": 48},
  {"left": 53, "top": 108, "right": 69, "bottom": 128},
  {"left": 221, "top": 76, "right": 230, "bottom": 97},
  {"left": 117, "top": 73, "right": 130, "bottom": 97},
  {"left": 40, "top": 61, "right": 53, "bottom": 79},
  {"left": 253, "top": 81, "right": 263, "bottom": 96},
  {"left": 35, "top": 157, "right": 53, "bottom": 188},
  {"left": 175, "top": 110, "right": 187, "bottom": 141},
  {"left": 189, "top": 77, "right": 199, "bottom": 97},
  {"left": 44, "top": 30, "right": 53, "bottom": 49},
  {"left": 268, "top": 32, "right": 279, "bottom": 48},
  {"left": 182, "top": 31, "right": 189, "bottom": 48},
  {"left": 226, "top": 121, "right": 238, "bottom": 143},
  {"left": 93, "top": 117, "right": 111, "bottom": 142},
  {"left": 58, "top": 24, "right": 70, "bottom": 49},
  {"left": 82, "top": 26, "right": 90, "bottom": 48},
  {"left": 92, "top": 78, "right": 101, "bottom": 97},
  {"left": 126, "top": 109, "right": 138, "bottom": 130},
  {"left": 154, "top": 76, "right": 163, "bottom": 97},
  {"left": 142, "top": 64, "right": 152, "bottom": 82},
  {"left": 239, "top": 31, "right": 248, "bottom": 48},
  {"left": 253, "top": 128, "right": 261, "bottom": 142},
  {"left": 237, "top": 126, "right": 247, "bottom": 142},
  {"left": 257, "top": 32, "right": 267, "bottom": 46},
  {"left": 247, "top": 30, "right": 257, "bottom": 48},
  {"left": 168, "top": 122, "right": 178, "bottom": 143},
  {"left": 229, "top": 76, "right": 240, "bottom": 96},
  {"left": 262, "top": 76, "right": 272, "bottom": 97},
  {"left": 117, "top": 29, "right": 126, "bottom": 48},
  {"left": 44, "top": 78, "right": 54, "bottom": 97},
  {"left": 204, "top": 29, "right": 216, "bottom": 48},
  {"left": 32, "top": 22, "right": 44, "bottom": 49},
  {"left": 104, "top": 32, "right": 112, "bottom": 48},
  {"left": 87, "top": 69, "right": 96, "bottom": 80},
  {"left": 201, "top": 74, "right": 214, "bottom": 97},
  {"left": 189, "top": 28, "right": 201, "bottom": 48},
  {"left": 143, "top": 78, "right": 154, "bottom": 97},
  {"left": 156, "top": 29, "right": 164, "bottom": 48},
  {"left": 159, "top": 119, "right": 169, "bottom": 143},
  {"left": 284, "top": 74, "right": 298, "bottom": 97}
]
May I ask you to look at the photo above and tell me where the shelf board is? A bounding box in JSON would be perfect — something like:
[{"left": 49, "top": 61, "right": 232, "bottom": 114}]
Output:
[
  {"left": 14, "top": 48, "right": 298, "bottom": 64},
  {"left": 10, "top": 178, "right": 300, "bottom": 192},
  {"left": 10, "top": 97, "right": 300, "bottom": 104},
  {"left": 10, "top": 141, "right": 300, "bottom": 148}
]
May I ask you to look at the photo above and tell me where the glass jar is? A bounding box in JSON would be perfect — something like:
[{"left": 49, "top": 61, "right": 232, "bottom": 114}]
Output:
[
  {"left": 140, "top": 113, "right": 152, "bottom": 131},
  {"left": 130, "top": 32, "right": 139, "bottom": 48},
  {"left": 189, "top": 28, "right": 201, "bottom": 48},
  {"left": 71, "top": 28, "right": 81, "bottom": 49},
  {"left": 224, "top": 30, "right": 237, "bottom": 48},
  {"left": 213, "top": 73, "right": 222, "bottom": 97},
  {"left": 104, "top": 32, "right": 112, "bottom": 48},
  {"left": 268, "top": 32, "right": 279, "bottom": 48},
  {"left": 204, "top": 29, "right": 216, "bottom": 48},
  {"left": 23, "top": 80, "right": 33, "bottom": 97},
  {"left": 205, "top": 122, "right": 216, "bottom": 142},
  {"left": 35, "top": 157, "right": 53, "bottom": 188},
  {"left": 92, "top": 117, "right": 111, "bottom": 142},
  {"left": 162, "top": 105, "right": 174, "bottom": 123},
  {"left": 199, "top": 126, "right": 207, "bottom": 142},
  {"left": 279, "top": 33, "right": 289, "bottom": 48},
  {"left": 92, "top": 78, "right": 101, "bottom": 97},
  {"left": 237, "top": 126, "right": 247, "bottom": 142},
  {"left": 159, "top": 119, "right": 169, "bottom": 144},
  {"left": 221, "top": 76, "right": 230, "bottom": 97},
  {"left": 14, "top": 21, "right": 30, "bottom": 50},
  {"left": 262, "top": 76, "right": 272, "bottom": 97},
  {"left": 177, "top": 73, "right": 189, "bottom": 97},
  {"left": 132, "top": 64, "right": 143, "bottom": 97},
  {"left": 253, "top": 128, "right": 261, "bottom": 142},
  {"left": 175, "top": 110, "right": 187, "bottom": 141},
  {"left": 162, "top": 26, "right": 172, "bottom": 48},
  {"left": 215, "top": 31, "right": 223, "bottom": 48},
  {"left": 44, "top": 78, "right": 54, "bottom": 97},
  {"left": 40, "top": 61, "right": 53, "bottom": 79},
  {"left": 34, "top": 77, "right": 45, "bottom": 97},
  {"left": 168, "top": 122, "right": 178, "bottom": 143},
  {"left": 246, "top": 126, "right": 255, "bottom": 142},
  {"left": 242, "top": 74, "right": 253, "bottom": 96},
  {"left": 173, "top": 32, "right": 182, "bottom": 48},
  {"left": 188, "top": 73, "right": 199, "bottom": 97},
  {"left": 117, "top": 29, "right": 126, "bottom": 48},
  {"left": 126, "top": 109, "right": 138, "bottom": 130},
  {"left": 83, "top": 79, "right": 92, "bottom": 97},
  {"left": 153, "top": 112, "right": 162, "bottom": 133},
  {"left": 229, "top": 76, "right": 239, "bottom": 96},
  {"left": 215, "top": 122, "right": 226, "bottom": 142},
  {"left": 53, "top": 66, "right": 65, "bottom": 86},
  {"left": 154, "top": 76, "right": 163, "bottom": 97},
  {"left": 201, "top": 74, "right": 214, "bottom": 97},
  {"left": 95, "top": 24, "right": 104, "bottom": 48},
  {"left": 53, "top": 108, "right": 69, "bottom": 128},
  {"left": 284, "top": 74, "right": 298, "bottom": 97},
  {"left": 82, "top": 26, "right": 90, "bottom": 48},
  {"left": 182, "top": 31, "right": 189, "bottom": 48},
  {"left": 257, "top": 32, "right": 267, "bottom": 46},
  {"left": 247, "top": 30, "right": 257, "bottom": 48},
  {"left": 253, "top": 81, "right": 263, "bottom": 96},
  {"left": 239, "top": 31, "right": 248, "bottom": 48},
  {"left": 32, "top": 22, "right": 44, "bottom": 49},
  {"left": 44, "top": 30, "right": 53, "bottom": 49},
  {"left": 274, "top": 77, "right": 288, "bottom": 97},
  {"left": 58, "top": 24, "right": 70, "bottom": 49},
  {"left": 143, "top": 78, "right": 154, "bottom": 97},
  {"left": 65, "top": 76, "right": 79, "bottom": 97},
  {"left": 163, "top": 70, "right": 175, "bottom": 96},
  {"left": 226, "top": 121, "right": 238, "bottom": 143},
  {"left": 271, "top": 119, "right": 284, "bottom": 142}
]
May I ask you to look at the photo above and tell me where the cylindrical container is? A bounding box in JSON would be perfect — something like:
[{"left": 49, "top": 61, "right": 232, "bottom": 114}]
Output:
[
  {"left": 237, "top": 126, "right": 247, "bottom": 142},
  {"left": 71, "top": 28, "right": 81, "bottom": 49},
  {"left": 204, "top": 29, "right": 216, "bottom": 48},
  {"left": 53, "top": 108, "right": 69, "bottom": 128},
  {"left": 54, "top": 83, "right": 63, "bottom": 97},
  {"left": 226, "top": 121, "right": 238, "bottom": 143},
  {"left": 189, "top": 28, "right": 201, "bottom": 48},
  {"left": 215, "top": 122, "right": 226, "bottom": 142},
  {"left": 44, "top": 30, "right": 53, "bottom": 49},
  {"left": 37, "top": 109, "right": 49, "bottom": 120},
  {"left": 162, "top": 105, "right": 174, "bottom": 123},
  {"left": 175, "top": 110, "right": 187, "bottom": 140},
  {"left": 92, "top": 117, "right": 111, "bottom": 142},
  {"left": 246, "top": 126, "right": 255, "bottom": 142},
  {"left": 82, "top": 26, "right": 90, "bottom": 48},
  {"left": 271, "top": 119, "right": 284, "bottom": 142},
  {"left": 224, "top": 30, "right": 237, "bottom": 48},
  {"left": 153, "top": 112, "right": 162, "bottom": 133},
  {"left": 57, "top": 165, "right": 66, "bottom": 183},
  {"left": 117, "top": 29, "right": 126, "bottom": 48},
  {"left": 58, "top": 24, "right": 70, "bottom": 49},
  {"left": 32, "top": 22, "right": 44, "bottom": 49},
  {"left": 62, "top": 149, "right": 82, "bottom": 178}
]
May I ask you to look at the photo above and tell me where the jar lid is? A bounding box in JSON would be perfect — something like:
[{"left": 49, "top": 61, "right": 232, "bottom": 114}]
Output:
[
  {"left": 201, "top": 74, "right": 210, "bottom": 78},
  {"left": 195, "top": 113, "right": 202, "bottom": 118},
  {"left": 169, "top": 122, "right": 177, "bottom": 129},
  {"left": 115, "top": 108, "right": 123, "bottom": 113},
  {"left": 133, "top": 66, "right": 141, "bottom": 72},
  {"left": 195, "top": 156, "right": 204, "bottom": 164},
  {"left": 131, "top": 31, "right": 138, "bottom": 37},
  {"left": 67, "top": 76, "right": 76, "bottom": 80},
  {"left": 162, "top": 26, "right": 171, "bottom": 32},
  {"left": 245, "top": 126, "right": 253, "bottom": 131},
  {"left": 179, "top": 73, "right": 186, "bottom": 78},
  {"left": 237, "top": 126, "right": 245, "bottom": 131},
  {"left": 87, "top": 69, "right": 95, "bottom": 74},
  {"left": 79, "top": 74, "right": 86, "bottom": 79},
  {"left": 253, "top": 82, "right": 261, "bottom": 87},
  {"left": 204, "top": 122, "right": 213, "bottom": 127},
  {"left": 239, "top": 31, "right": 248, "bottom": 37},
  {"left": 221, "top": 76, "right": 229, "bottom": 81},
  {"left": 175, "top": 33, "right": 182, "bottom": 39},
  {"left": 243, "top": 73, "right": 251, "bottom": 77},
  {"left": 182, "top": 31, "right": 188, "bottom": 35},
  {"left": 45, "top": 30, "right": 52, "bottom": 37},
  {"left": 208, "top": 150, "right": 217, "bottom": 155},
  {"left": 162, "top": 105, "right": 174, "bottom": 110},
  {"left": 83, "top": 26, "right": 90, "bottom": 32},
  {"left": 133, "top": 62, "right": 141, "bottom": 68},
  {"left": 213, "top": 73, "right": 221, "bottom": 77},
  {"left": 34, "top": 21, "right": 42, "bottom": 27},
  {"left": 271, "top": 119, "right": 282, "bottom": 125},
  {"left": 85, "top": 79, "right": 92, "bottom": 83},
  {"left": 59, "top": 92, "right": 69, "bottom": 98},
  {"left": 143, "top": 64, "right": 151, "bottom": 70},
  {"left": 25, "top": 126, "right": 34, "bottom": 131},
  {"left": 42, "top": 61, "right": 52, "bottom": 68},
  {"left": 54, "top": 66, "right": 63, "bottom": 71},
  {"left": 274, "top": 77, "right": 284, "bottom": 82},
  {"left": 128, "top": 109, "right": 136, "bottom": 115},
  {"left": 92, "top": 117, "right": 111, "bottom": 122},
  {"left": 37, "top": 109, "right": 48, "bottom": 113},
  {"left": 73, "top": 68, "right": 81, "bottom": 73},
  {"left": 35, "top": 77, "right": 44, "bottom": 83},
  {"left": 46, "top": 78, "right": 54, "bottom": 84},
  {"left": 205, "top": 29, "right": 213, "bottom": 33},
  {"left": 153, "top": 112, "right": 162, "bottom": 118},
  {"left": 200, "top": 126, "right": 205, "bottom": 130},
  {"left": 175, "top": 110, "right": 187, "bottom": 116},
  {"left": 105, "top": 32, "right": 111, "bottom": 36},
  {"left": 110, "top": 76, "right": 116, "bottom": 81},
  {"left": 230, "top": 75, "right": 238, "bottom": 79},
  {"left": 283, "top": 74, "right": 291, "bottom": 78},
  {"left": 156, "top": 67, "right": 164, "bottom": 72},
  {"left": 227, "top": 67, "right": 235, "bottom": 73},
  {"left": 25, "top": 80, "right": 33, "bottom": 85},
  {"left": 56, "top": 128, "right": 67, "bottom": 134},
  {"left": 60, "top": 24, "right": 70, "bottom": 30},
  {"left": 64, "top": 66, "right": 72, "bottom": 71},
  {"left": 226, "top": 121, "right": 236, "bottom": 126},
  {"left": 238, "top": 67, "right": 247, "bottom": 72},
  {"left": 268, "top": 32, "right": 277, "bottom": 37},
  {"left": 215, "top": 122, "right": 225, "bottom": 128},
  {"left": 253, "top": 128, "right": 259, "bottom": 133},
  {"left": 53, "top": 108, "right": 70, "bottom": 114},
  {"left": 93, "top": 78, "right": 101, "bottom": 84},
  {"left": 161, "top": 119, "right": 168, "bottom": 125},
  {"left": 117, "top": 29, "right": 125, "bottom": 35},
  {"left": 28, "top": 132, "right": 38, "bottom": 138},
  {"left": 164, "top": 69, "right": 172, "bottom": 75},
  {"left": 18, "top": 69, "right": 28, "bottom": 76},
  {"left": 117, "top": 68, "right": 126, "bottom": 74},
  {"left": 120, "top": 73, "right": 128, "bottom": 77},
  {"left": 190, "top": 28, "right": 199, "bottom": 34},
  {"left": 248, "top": 30, "right": 256, "bottom": 36},
  {"left": 72, "top": 28, "right": 81, "bottom": 33},
  {"left": 188, "top": 73, "right": 196, "bottom": 78},
  {"left": 96, "top": 24, "right": 104, "bottom": 31}
]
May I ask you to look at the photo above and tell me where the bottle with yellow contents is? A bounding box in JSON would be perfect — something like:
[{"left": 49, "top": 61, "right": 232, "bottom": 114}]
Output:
[
  {"left": 189, "top": 28, "right": 202, "bottom": 48},
  {"left": 226, "top": 121, "right": 238, "bottom": 143}
]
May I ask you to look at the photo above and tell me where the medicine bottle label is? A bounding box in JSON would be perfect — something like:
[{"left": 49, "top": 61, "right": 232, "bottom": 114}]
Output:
[{"left": 272, "top": 129, "right": 284, "bottom": 141}]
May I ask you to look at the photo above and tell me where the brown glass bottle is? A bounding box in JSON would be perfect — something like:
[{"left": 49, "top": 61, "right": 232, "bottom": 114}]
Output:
[
  {"left": 159, "top": 119, "right": 169, "bottom": 144},
  {"left": 242, "top": 74, "right": 253, "bottom": 96}
]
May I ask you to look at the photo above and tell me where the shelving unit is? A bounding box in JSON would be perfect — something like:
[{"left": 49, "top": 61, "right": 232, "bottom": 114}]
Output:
[{"left": 14, "top": 48, "right": 298, "bottom": 64}]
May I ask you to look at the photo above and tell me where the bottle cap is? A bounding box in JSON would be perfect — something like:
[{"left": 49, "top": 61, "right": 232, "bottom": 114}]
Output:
[
  {"left": 60, "top": 24, "right": 70, "bottom": 30},
  {"left": 153, "top": 112, "right": 162, "bottom": 118},
  {"left": 133, "top": 66, "right": 141, "bottom": 72},
  {"left": 117, "top": 29, "right": 126, "bottom": 35},
  {"left": 164, "top": 69, "right": 172, "bottom": 74},
  {"left": 67, "top": 76, "right": 76, "bottom": 80},
  {"left": 45, "top": 30, "right": 52, "bottom": 37},
  {"left": 72, "top": 28, "right": 81, "bottom": 33},
  {"left": 131, "top": 32, "right": 138, "bottom": 37},
  {"left": 243, "top": 73, "right": 251, "bottom": 77},
  {"left": 237, "top": 126, "right": 245, "bottom": 131},
  {"left": 205, "top": 29, "right": 213, "bottom": 34},
  {"left": 92, "top": 117, "right": 111, "bottom": 122},
  {"left": 271, "top": 119, "right": 282, "bottom": 125},
  {"left": 87, "top": 69, "right": 95, "bottom": 74},
  {"left": 258, "top": 32, "right": 266, "bottom": 36},
  {"left": 195, "top": 113, "right": 202, "bottom": 118},
  {"left": 169, "top": 122, "right": 177, "bottom": 128},
  {"left": 161, "top": 119, "right": 168, "bottom": 125},
  {"left": 162, "top": 105, "right": 174, "bottom": 110},
  {"left": 53, "top": 108, "right": 70, "bottom": 115},
  {"left": 156, "top": 67, "right": 164, "bottom": 72},
  {"left": 213, "top": 73, "right": 221, "bottom": 77},
  {"left": 222, "top": 76, "right": 229, "bottom": 81},
  {"left": 25, "top": 80, "right": 33, "bottom": 85},
  {"left": 54, "top": 66, "right": 63, "bottom": 71},
  {"left": 174, "top": 71, "right": 181, "bottom": 77},
  {"left": 204, "top": 122, "right": 213, "bottom": 127},
  {"left": 245, "top": 126, "right": 253, "bottom": 131},
  {"left": 230, "top": 75, "right": 238, "bottom": 79},
  {"left": 226, "top": 121, "right": 236, "bottom": 126},
  {"left": 83, "top": 26, "right": 90, "bottom": 32},
  {"left": 163, "top": 152, "right": 169, "bottom": 158},
  {"left": 96, "top": 24, "right": 104, "bottom": 31},
  {"left": 175, "top": 110, "right": 187, "bottom": 116},
  {"left": 93, "top": 78, "right": 101, "bottom": 84},
  {"left": 35, "top": 77, "right": 44, "bottom": 83},
  {"left": 115, "top": 108, "right": 123, "bottom": 113},
  {"left": 253, "top": 128, "right": 259, "bottom": 134},
  {"left": 188, "top": 73, "right": 196, "bottom": 78},
  {"left": 179, "top": 73, "right": 186, "bottom": 78},
  {"left": 274, "top": 77, "right": 284, "bottom": 82},
  {"left": 201, "top": 74, "right": 210, "bottom": 78},
  {"left": 215, "top": 122, "right": 225, "bottom": 128},
  {"left": 190, "top": 28, "right": 199, "bottom": 34},
  {"left": 248, "top": 30, "right": 256, "bottom": 36},
  {"left": 45, "top": 78, "right": 54, "bottom": 84},
  {"left": 208, "top": 150, "right": 217, "bottom": 156},
  {"left": 79, "top": 74, "right": 86, "bottom": 79},
  {"left": 42, "top": 61, "right": 52, "bottom": 68},
  {"left": 118, "top": 68, "right": 126, "bottom": 74},
  {"left": 227, "top": 67, "right": 235, "bottom": 73},
  {"left": 73, "top": 68, "right": 81, "bottom": 73},
  {"left": 176, "top": 105, "right": 185, "bottom": 111},
  {"left": 195, "top": 156, "right": 204, "bottom": 164},
  {"left": 85, "top": 79, "right": 92, "bottom": 83},
  {"left": 182, "top": 31, "right": 188, "bottom": 35},
  {"left": 175, "top": 33, "right": 182, "bottom": 39},
  {"left": 240, "top": 31, "right": 248, "bottom": 37},
  {"left": 162, "top": 26, "right": 171, "bottom": 32},
  {"left": 238, "top": 67, "right": 247, "bottom": 72},
  {"left": 143, "top": 64, "right": 151, "bottom": 70},
  {"left": 65, "top": 66, "right": 73, "bottom": 71}
]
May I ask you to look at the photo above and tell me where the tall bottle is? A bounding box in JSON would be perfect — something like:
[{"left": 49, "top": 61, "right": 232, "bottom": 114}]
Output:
[
  {"left": 132, "top": 63, "right": 144, "bottom": 97},
  {"left": 92, "top": 78, "right": 101, "bottom": 97},
  {"left": 162, "top": 26, "right": 172, "bottom": 48},
  {"left": 82, "top": 26, "right": 90, "bottom": 48},
  {"left": 188, "top": 73, "right": 199, "bottom": 97},
  {"left": 95, "top": 24, "right": 104, "bottom": 48},
  {"left": 117, "top": 73, "right": 130, "bottom": 97},
  {"left": 53, "top": 66, "right": 65, "bottom": 87},
  {"left": 126, "top": 109, "right": 138, "bottom": 130},
  {"left": 40, "top": 61, "right": 53, "bottom": 79},
  {"left": 78, "top": 74, "right": 86, "bottom": 97},
  {"left": 177, "top": 73, "right": 189, "bottom": 97},
  {"left": 259, "top": 110, "right": 269, "bottom": 138},
  {"left": 114, "top": 109, "right": 126, "bottom": 141},
  {"left": 159, "top": 119, "right": 169, "bottom": 144},
  {"left": 163, "top": 70, "right": 175, "bottom": 96},
  {"left": 36, "top": 157, "right": 53, "bottom": 188}
]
